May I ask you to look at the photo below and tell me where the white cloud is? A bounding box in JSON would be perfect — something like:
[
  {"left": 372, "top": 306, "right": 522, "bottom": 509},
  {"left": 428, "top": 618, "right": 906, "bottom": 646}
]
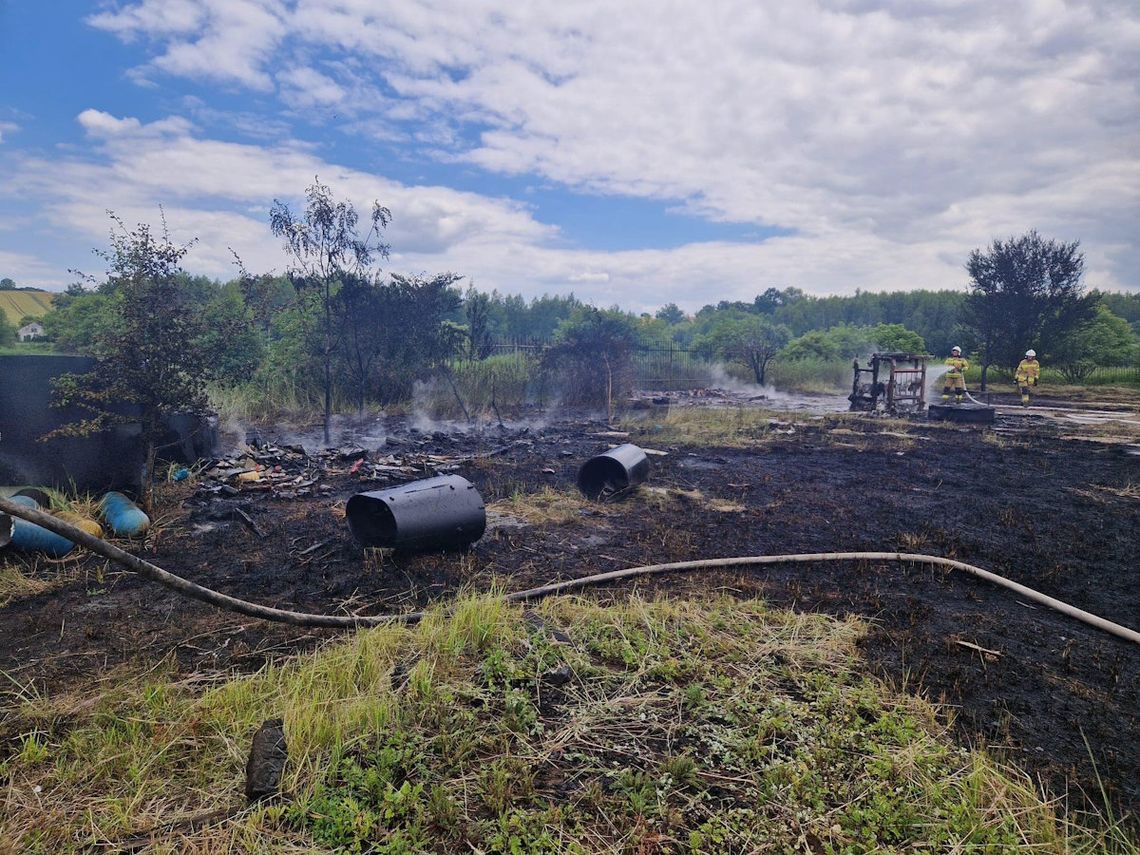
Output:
[
  {"left": 9, "top": 2, "right": 1140, "bottom": 300},
  {"left": 73, "top": 0, "right": 1140, "bottom": 297},
  {"left": 0, "top": 121, "right": 18, "bottom": 144},
  {"left": 568, "top": 271, "right": 610, "bottom": 284},
  {"left": 277, "top": 66, "right": 348, "bottom": 109},
  {"left": 89, "top": 0, "right": 287, "bottom": 90},
  {"left": 0, "top": 251, "right": 66, "bottom": 290},
  {"left": 3, "top": 107, "right": 1135, "bottom": 309}
]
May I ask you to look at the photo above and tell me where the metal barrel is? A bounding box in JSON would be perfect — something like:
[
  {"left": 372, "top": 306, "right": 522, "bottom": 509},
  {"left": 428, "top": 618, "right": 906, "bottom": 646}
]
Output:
[
  {"left": 346, "top": 475, "right": 486, "bottom": 552},
  {"left": 99, "top": 491, "right": 151, "bottom": 537},
  {"left": 8, "top": 494, "right": 76, "bottom": 557},
  {"left": 577, "top": 443, "right": 650, "bottom": 499}
]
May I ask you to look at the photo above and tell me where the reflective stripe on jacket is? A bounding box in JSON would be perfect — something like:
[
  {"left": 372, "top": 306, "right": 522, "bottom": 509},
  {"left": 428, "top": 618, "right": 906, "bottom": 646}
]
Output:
[
  {"left": 1016, "top": 359, "right": 1040, "bottom": 384},
  {"left": 945, "top": 356, "right": 969, "bottom": 375}
]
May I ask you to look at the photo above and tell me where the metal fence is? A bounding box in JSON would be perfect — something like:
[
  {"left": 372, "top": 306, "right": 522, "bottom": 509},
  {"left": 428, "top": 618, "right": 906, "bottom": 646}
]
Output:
[{"left": 1084, "top": 365, "right": 1140, "bottom": 384}]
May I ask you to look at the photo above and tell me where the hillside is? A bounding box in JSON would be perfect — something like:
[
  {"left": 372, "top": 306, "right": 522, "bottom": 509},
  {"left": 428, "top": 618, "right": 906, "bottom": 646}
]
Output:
[{"left": 0, "top": 289, "right": 55, "bottom": 324}]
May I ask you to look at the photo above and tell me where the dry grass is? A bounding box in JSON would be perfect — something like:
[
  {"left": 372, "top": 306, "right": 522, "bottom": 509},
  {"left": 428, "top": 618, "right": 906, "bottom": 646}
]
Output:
[
  {"left": 1, "top": 593, "right": 1134, "bottom": 853},
  {"left": 1066, "top": 483, "right": 1140, "bottom": 504},
  {"left": 624, "top": 407, "right": 808, "bottom": 448},
  {"left": 489, "top": 487, "right": 605, "bottom": 526},
  {"left": 638, "top": 486, "right": 745, "bottom": 514}
]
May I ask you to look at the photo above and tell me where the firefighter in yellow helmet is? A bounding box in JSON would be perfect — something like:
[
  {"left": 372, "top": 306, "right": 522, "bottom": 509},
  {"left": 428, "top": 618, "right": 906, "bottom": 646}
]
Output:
[
  {"left": 1015, "top": 349, "right": 1040, "bottom": 407},
  {"left": 943, "top": 346, "right": 968, "bottom": 404}
]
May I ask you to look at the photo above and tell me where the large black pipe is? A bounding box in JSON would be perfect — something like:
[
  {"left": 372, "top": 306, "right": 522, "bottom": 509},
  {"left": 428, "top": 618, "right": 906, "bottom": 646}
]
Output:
[
  {"left": 577, "top": 443, "right": 650, "bottom": 499},
  {"left": 346, "top": 475, "right": 486, "bottom": 552}
]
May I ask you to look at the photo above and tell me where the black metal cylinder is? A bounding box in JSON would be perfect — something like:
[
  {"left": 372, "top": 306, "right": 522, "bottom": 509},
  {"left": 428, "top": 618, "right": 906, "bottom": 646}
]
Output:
[
  {"left": 13, "top": 487, "right": 52, "bottom": 507},
  {"left": 577, "top": 443, "right": 650, "bottom": 499},
  {"left": 346, "top": 475, "right": 486, "bottom": 551}
]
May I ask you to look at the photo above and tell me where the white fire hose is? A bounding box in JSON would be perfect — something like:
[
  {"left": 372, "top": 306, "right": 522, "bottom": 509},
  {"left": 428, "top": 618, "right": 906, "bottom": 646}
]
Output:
[{"left": 1, "top": 497, "right": 1137, "bottom": 644}]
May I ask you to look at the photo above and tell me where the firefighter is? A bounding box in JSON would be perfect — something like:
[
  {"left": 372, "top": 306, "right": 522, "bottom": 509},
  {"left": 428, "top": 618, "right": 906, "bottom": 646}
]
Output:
[
  {"left": 1015, "top": 349, "right": 1040, "bottom": 407},
  {"left": 943, "top": 346, "right": 968, "bottom": 404}
]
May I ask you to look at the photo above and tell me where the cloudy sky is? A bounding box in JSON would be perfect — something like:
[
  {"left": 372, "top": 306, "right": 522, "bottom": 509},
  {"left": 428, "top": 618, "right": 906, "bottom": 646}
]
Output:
[{"left": 1, "top": 0, "right": 1137, "bottom": 311}]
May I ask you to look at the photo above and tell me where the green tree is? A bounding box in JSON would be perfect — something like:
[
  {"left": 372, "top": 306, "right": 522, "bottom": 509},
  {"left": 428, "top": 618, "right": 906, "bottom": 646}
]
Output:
[
  {"left": 0, "top": 313, "right": 14, "bottom": 346},
  {"left": 40, "top": 286, "right": 113, "bottom": 352},
  {"left": 655, "top": 302, "right": 686, "bottom": 325},
  {"left": 1093, "top": 290, "right": 1140, "bottom": 336},
  {"left": 0, "top": 277, "right": 15, "bottom": 290},
  {"left": 464, "top": 285, "right": 494, "bottom": 359},
  {"left": 870, "top": 323, "right": 925, "bottom": 353},
  {"left": 236, "top": 271, "right": 295, "bottom": 335},
  {"left": 1050, "top": 305, "right": 1139, "bottom": 382},
  {"left": 964, "top": 230, "right": 1093, "bottom": 390},
  {"left": 48, "top": 214, "right": 213, "bottom": 509},
  {"left": 545, "top": 307, "right": 638, "bottom": 420},
  {"left": 693, "top": 313, "right": 791, "bottom": 385},
  {"left": 270, "top": 177, "right": 391, "bottom": 444},
  {"left": 781, "top": 324, "right": 876, "bottom": 362},
  {"left": 198, "top": 288, "right": 266, "bottom": 386},
  {"left": 753, "top": 286, "right": 804, "bottom": 315},
  {"left": 373, "top": 273, "right": 466, "bottom": 402}
]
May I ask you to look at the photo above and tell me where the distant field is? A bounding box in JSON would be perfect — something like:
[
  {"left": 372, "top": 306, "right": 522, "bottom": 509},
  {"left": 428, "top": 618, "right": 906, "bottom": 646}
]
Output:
[{"left": 0, "top": 289, "right": 55, "bottom": 324}]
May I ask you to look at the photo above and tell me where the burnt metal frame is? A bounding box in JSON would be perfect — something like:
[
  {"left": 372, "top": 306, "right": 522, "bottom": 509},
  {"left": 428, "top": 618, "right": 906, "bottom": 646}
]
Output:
[{"left": 849, "top": 352, "right": 929, "bottom": 415}]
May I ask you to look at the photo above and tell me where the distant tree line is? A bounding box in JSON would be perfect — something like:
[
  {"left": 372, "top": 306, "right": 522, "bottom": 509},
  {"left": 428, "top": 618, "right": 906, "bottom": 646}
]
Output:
[
  {"left": 35, "top": 201, "right": 1140, "bottom": 448},
  {"left": 0, "top": 277, "right": 47, "bottom": 291}
]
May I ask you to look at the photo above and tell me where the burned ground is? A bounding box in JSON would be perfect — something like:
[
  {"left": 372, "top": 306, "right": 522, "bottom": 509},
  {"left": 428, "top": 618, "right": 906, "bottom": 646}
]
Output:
[{"left": 1, "top": 407, "right": 1138, "bottom": 822}]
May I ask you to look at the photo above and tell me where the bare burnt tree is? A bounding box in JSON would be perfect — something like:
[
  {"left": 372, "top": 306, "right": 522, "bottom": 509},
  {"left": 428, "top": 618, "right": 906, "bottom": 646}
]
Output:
[{"left": 270, "top": 177, "right": 391, "bottom": 444}]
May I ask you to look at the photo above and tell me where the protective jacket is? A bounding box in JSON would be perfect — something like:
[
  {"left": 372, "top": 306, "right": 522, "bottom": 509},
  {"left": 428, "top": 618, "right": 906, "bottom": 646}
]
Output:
[
  {"left": 1016, "top": 358, "right": 1040, "bottom": 385},
  {"left": 945, "top": 356, "right": 969, "bottom": 376}
]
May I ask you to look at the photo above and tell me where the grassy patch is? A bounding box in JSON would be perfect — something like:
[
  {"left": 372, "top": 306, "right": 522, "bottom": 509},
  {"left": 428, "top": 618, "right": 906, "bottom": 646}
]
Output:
[
  {"left": 624, "top": 407, "right": 808, "bottom": 448},
  {"left": 766, "top": 357, "right": 851, "bottom": 393},
  {"left": 1, "top": 594, "right": 1134, "bottom": 852}
]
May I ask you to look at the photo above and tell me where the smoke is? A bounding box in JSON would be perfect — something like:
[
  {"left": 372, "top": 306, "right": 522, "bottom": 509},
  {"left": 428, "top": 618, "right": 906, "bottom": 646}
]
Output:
[
  {"left": 926, "top": 362, "right": 950, "bottom": 400},
  {"left": 706, "top": 363, "right": 768, "bottom": 396},
  {"left": 409, "top": 376, "right": 554, "bottom": 435},
  {"left": 252, "top": 413, "right": 389, "bottom": 453}
]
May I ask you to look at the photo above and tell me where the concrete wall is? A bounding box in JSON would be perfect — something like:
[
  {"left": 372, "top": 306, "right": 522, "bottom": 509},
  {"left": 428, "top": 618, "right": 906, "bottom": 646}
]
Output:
[{"left": 0, "top": 355, "right": 216, "bottom": 492}]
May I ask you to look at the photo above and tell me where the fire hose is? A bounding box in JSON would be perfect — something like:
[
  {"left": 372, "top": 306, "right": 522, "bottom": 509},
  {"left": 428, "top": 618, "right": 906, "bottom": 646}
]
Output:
[{"left": 1, "top": 496, "right": 1137, "bottom": 645}]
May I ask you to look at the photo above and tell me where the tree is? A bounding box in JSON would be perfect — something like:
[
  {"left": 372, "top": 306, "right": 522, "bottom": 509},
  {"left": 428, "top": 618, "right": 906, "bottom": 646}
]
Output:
[
  {"left": 377, "top": 273, "right": 466, "bottom": 401},
  {"left": 693, "top": 313, "right": 791, "bottom": 385},
  {"left": 964, "top": 230, "right": 1093, "bottom": 390},
  {"left": 48, "top": 214, "right": 213, "bottom": 510},
  {"left": 753, "top": 286, "right": 804, "bottom": 314},
  {"left": 0, "top": 277, "right": 16, "bottom": 290},
  {"left": 270, "top": 177, "right": 391, "bottom": 444},
  {"left": 870, "top": 323, "right": 925, "bottom": 353},
  {"left": 781, "top": 324, "right": 876, "bottom": 362},
  {"left": 545, "top": 307, "right": 638, "bottom": 420},
  {"left": 464, "top": 285, "right": 494, "bottom": 359},
  {"left": 1050, "top": 305, "right": 1139, "bottom": 382},
  {"left": 236, "top": 271, "right": 295, "bottom": 335},
  {"left": 198, "top": 287, "right": 266, "bottom": 386},
  {"left": 0, "top": 313, "right": 14, "bottom": 346},
  {"left": 655, "top": 303, "right": 686, "bottom": 325}
]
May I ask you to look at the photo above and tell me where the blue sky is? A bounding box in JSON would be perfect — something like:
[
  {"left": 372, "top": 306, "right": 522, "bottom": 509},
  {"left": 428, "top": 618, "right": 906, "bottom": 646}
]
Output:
[{"left": 2, "top": 0, "right": 1137, "bottom": 311}]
